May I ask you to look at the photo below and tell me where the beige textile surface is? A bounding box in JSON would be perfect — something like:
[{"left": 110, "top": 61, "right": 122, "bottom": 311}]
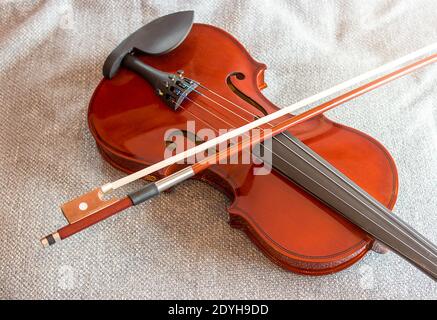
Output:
[{"left": 0, "top": 0, "right": 436, "bottom": 299}]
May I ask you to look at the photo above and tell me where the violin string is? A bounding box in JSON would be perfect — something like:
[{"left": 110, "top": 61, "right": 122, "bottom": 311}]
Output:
[
  {"left": 185, "top": 96, "right": 252, "bottom": 130},
  {"left": 183, "top": 96, "right": 276, "bottom": 158},
  {"left": 183, "top": 95, "right": 292, "bottom": 170},
  {"left": 192, "top": 85, "right": 303, "bottom": 145},
  {"left": 179, "top": 105, "right": 221, "bottom": 133},
  {"left": 182, "top": 96, "right": 304, "bottom": 178},
  {"left": 192, "top": 88, "right": 267, "bottom": 127},
  {"left": 181, "top": 96, "right": 288, "bottom": 170},
  {"left": 190, "top": 86, "right": 315, "bottom": 162},
  {"left": 194, "top": 84, "right": 321, "bottom": 154},
  {"left": 181, "top": 85, "right": 437, "bottom": 260},
  {"left": 196, "top": 84, "right": 275, "bottom": 124}
]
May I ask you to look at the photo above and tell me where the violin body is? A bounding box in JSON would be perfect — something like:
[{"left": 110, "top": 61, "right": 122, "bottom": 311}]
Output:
[{"left": 88, "top": 24, "right": 398, "bottom": 275}]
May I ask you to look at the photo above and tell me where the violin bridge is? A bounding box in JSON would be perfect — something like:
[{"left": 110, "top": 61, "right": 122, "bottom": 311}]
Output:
[{"left": 61, "top": 188, "right": 119, "bottom": 224}]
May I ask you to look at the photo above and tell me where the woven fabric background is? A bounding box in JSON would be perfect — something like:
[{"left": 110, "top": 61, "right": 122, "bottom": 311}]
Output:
[{"left": 0, "top": 0, "right": 436, "bottom": 299}]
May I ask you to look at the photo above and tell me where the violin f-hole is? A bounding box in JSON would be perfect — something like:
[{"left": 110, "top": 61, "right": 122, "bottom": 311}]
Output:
[{"left": 226, "top": 72, "right": 268, "bottom": 116}]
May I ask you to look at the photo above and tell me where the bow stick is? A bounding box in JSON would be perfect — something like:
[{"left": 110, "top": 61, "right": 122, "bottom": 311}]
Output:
[
  {"left": 41, "top": 45, "right": 437, "bottom": 247},
  {"left": 41, "top": 44, "right": 437, "bottom": 247}
]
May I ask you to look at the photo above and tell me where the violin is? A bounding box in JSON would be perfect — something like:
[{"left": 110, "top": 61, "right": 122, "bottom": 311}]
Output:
[{"left": 41, "top": 11, "right": 437, "bottom": 279}]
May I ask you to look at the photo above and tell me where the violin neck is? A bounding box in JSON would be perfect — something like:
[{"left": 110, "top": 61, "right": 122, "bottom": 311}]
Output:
[{"left": 267, "top": 132, "right": 437, "bottom": 280}]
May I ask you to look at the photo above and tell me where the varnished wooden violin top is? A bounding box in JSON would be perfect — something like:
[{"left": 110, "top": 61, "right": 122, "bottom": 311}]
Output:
[{"left": 88, "top": 23, "right": 398, "bottom": 274}]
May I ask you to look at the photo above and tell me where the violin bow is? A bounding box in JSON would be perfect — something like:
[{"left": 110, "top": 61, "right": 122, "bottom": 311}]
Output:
[{"left": 41, "top": 44, "right": 437, "bottom": 248}]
